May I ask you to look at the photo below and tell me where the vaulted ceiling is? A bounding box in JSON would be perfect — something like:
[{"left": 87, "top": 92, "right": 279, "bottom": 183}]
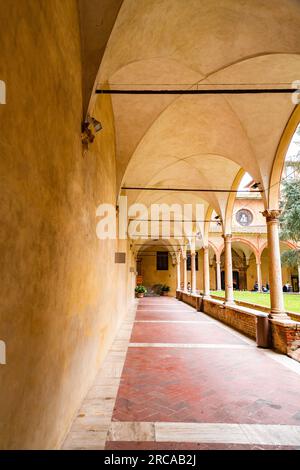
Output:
[{"left": 79, "top": 0, "right": 300, "bottom": 231}]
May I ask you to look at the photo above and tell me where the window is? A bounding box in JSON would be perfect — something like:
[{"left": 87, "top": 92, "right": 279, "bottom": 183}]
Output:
[
  {"left": 187, "top": 252, "right": 198, "bottom": 271},
  {"left": 156, "top": 251, "right": 169, "bottom": 270},
  {"left": 136, "top": 258, "right": 142, "bottom": 276}
]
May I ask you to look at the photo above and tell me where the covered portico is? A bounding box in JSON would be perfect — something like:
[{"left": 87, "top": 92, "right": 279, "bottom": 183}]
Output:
[{"left": 2, "top": 0, "right": 300, "bottom": 451}]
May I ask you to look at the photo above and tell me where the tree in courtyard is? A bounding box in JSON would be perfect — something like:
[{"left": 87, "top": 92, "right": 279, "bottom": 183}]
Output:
[{"left": 280, "top": 126, "right": 300, "bottom": 268}]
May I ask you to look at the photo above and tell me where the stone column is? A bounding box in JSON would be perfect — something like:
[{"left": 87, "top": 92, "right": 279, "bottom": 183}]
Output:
[
  {"left": 262, "top": 210, "right": 286, "bottom": 317},
  {"left": 223, "top": 234, "right": 234, "bottom": 304},
  {"left": 256, "top": 261, "right": 262, "bottom": 292},
  {"left": 216, "top": 259, "right": 222, "bottom": 291},
  {"left": 203, "top": 246, "right": 210, "bottom": 297},
  {"left": 191, "top": 250, "right": 197, "bottom": 293},
  {"left": 183, "top": 253, "right": 187, "bottom": 292},
  {"left": 239, "top": 267, "right": 247, "bottom": 290},
  {"left": 176, "top": 252, "right": 181, "bottom": 291}
]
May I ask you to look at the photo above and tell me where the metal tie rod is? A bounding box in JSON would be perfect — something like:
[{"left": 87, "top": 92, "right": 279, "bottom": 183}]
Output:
[
  {"left": 122, "top": 186, "right": 261, "bottom": 193},
  {"left": 96, "top": 88, "right": 297, "bottom": 95}
]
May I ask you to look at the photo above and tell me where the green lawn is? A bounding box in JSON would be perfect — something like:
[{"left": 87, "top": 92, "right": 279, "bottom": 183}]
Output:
[{"left": 210, "top": 290, "right": 300, "bottom": 313}]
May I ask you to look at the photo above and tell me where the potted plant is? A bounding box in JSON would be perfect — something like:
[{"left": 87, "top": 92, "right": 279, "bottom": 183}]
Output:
[
  {"left": 135, "top": 285, "right": 147, "bottom": 298},
  {"left": 153, "top": 284, "right": 163, "bottom": 296},
  {"left": 161, "top": 284, "right": 170, "bottom": 296}
]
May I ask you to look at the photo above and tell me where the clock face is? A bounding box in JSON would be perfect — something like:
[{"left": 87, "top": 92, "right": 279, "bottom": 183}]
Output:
[{"left": 236, "top": 209, "right": 253, "bottom": 226}]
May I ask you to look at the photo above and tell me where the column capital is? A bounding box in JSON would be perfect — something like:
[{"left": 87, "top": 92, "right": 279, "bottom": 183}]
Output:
[
  {"left": 262, "top": 209, "right": 281, "bottom": 223},
  {"left": 222, "top": 234, "right": 232, "bottom": 241}
]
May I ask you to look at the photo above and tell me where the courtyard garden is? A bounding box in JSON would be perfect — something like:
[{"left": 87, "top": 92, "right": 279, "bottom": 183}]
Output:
[{"left": 210, "top": 290, "right": 300, "bottom": 313}]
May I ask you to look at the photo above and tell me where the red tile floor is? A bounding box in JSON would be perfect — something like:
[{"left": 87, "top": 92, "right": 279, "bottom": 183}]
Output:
[{"left": 105, "top": 297, "right": 300, "bottom": 450}]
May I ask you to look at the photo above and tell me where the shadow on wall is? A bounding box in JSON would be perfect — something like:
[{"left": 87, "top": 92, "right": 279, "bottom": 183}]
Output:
[{"left": 0, "top": 1, "right": 134, "bottom": 449}]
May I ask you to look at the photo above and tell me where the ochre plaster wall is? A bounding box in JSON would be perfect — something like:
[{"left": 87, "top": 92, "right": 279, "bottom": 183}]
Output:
[
  {"left": 139, "top": 245, "right": 294, "bottom": 295},
  {"left": 139, "top": 248, "right": 176, "bottom": 295},
  {"left": 232, "top": 197, "right": 266, "bottom": 229},
  {"left": 246, "top": 255, "right": 257, "bottom": 290},
  {"left": 138, "top": 248, "right": 218, "bottom": 294},
  {"left": 0, "top": 1, "right": 133, "bottom": 449},
  {"left": 261, "top": 249, "right": 293, "bottom": 287}
]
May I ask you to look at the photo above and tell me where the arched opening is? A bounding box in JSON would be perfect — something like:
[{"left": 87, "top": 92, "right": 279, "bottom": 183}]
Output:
[
  {"left": 219, "top": 239, "right": 257, "bottom": 291},
  {"left": 283, "top": 123, "right": 300, "bottom": 181},
  {"left": 269, "top": 106, "right": 300, "bottom": 210},
  {"left": 278, "top": 122, "right": 300, "bottom": 293},
  {"left": 135, "top": 239, "right": 177, "bottom": 296},
  {"left": 260, "top": 241, "right": 298, "bottom": 293}
]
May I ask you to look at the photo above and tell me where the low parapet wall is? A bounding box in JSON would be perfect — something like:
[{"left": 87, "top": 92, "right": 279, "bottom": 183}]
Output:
[
  {"left": 202, "top": 297, "right": 257, "bottom": 340},
  {"left": 177, "top": 290, "right": 300, "bottom": 362},
  {"left": 287, "top": 311, "right": 300, "bottom": 322},
  {"left": 210, "top": 294, "right": 300, "bottom": 323},
  {"left": 177, "top": 290, "right": 201, "bottom": 311},
  {"left": 270, "top": 318, "right": 300, "bottom": 362}
]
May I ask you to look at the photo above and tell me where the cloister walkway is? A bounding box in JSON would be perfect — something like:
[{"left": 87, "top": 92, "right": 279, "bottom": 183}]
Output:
[{"left": 63, "top": 298, "right": 300, "bottom": 450}]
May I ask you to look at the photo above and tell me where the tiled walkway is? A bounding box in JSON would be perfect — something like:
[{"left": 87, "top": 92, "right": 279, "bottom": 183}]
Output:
[{"left": 63, "top": 297, "right": 300, "bottom": 450}]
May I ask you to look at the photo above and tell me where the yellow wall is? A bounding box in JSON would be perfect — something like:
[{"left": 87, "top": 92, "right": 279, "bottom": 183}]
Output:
[
  {"left": 195, "top": 251, "right": 204, "bottom": 291},
  {"left": 261, "top": 248, "right": 293, "bottom": 287},
  {"left": 0, "top": 0, "right": 134, "bottom": 449},
  {"left": 246, "top": 255, "right": 257, "bottom": 290},
  {"left": 232, "top": 197, "right": 266, "bottom": 229},
  {"left": 139, "top": 248, "right": 176, "bottom": 295},
  {"left": 140, "top": 244, "right": 296, "bottom": 295},
  {"left": 138, "top": 249, "right": 218, "bottom": 294}
]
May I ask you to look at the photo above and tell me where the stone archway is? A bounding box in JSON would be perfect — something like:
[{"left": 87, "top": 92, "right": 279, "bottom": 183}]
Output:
[
  {"left": 220, "top": 248, "right": 248, "bottom": 290},
  {"left": 260, "top": 240, "right": 299, "bottom": 292},
  {"left": 219, "top": 238, "right": 259, "bottom": 291}
]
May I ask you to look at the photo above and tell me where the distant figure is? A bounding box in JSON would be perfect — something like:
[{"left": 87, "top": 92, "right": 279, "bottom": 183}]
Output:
[
  {"left": 262, "top": 285, "right": 268, "bottom": 293},
  {"left": 187, "top": 282, "right": 191, "bottom": 292},
  {"left": 253, "top": 282, "right": 259, "bottom": 292},
  {"left": 266, "top": 282, "right": 270, "bottom": 291},
  {"left": 283, "top": 284, "right": 288, "bottom": 292}
]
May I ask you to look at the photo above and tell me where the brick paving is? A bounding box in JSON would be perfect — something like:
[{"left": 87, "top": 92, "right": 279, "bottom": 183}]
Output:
[
  {"left": 112, "top": 347, "right": 300, "bottom": 424},
  {"left": 136, "top": 309, "right": 207, "bottom": 321},
  {"left": 105, "top": 297, "right": 300, "bottom": 450},
  {"left": 131, "top": 322, "right": 247, "bottom": 345},
  {"left": 105, "top": 441, "right": 298, "bottom": 450}
]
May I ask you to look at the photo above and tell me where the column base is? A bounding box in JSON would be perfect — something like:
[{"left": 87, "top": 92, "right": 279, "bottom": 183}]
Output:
[
  {"left": 203, "top": 294, "right": 211, "bottom": 300},
  {"left": 268, "top": 312, "right": 290, "bottom": 320},
  {"left": 224, "top": 300, "right": 235, "bottom": 306}
]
